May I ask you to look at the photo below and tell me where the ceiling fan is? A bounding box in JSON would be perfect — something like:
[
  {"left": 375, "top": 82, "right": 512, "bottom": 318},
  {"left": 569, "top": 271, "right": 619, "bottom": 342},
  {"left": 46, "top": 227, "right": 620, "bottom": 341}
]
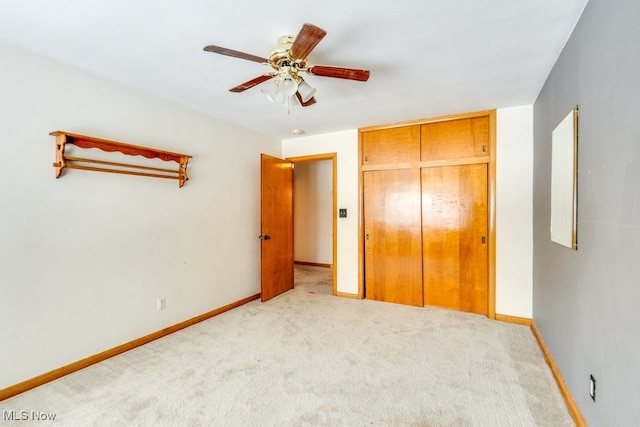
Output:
[{"left": 203, "top": 23, "right": 370, "bottom": 109}]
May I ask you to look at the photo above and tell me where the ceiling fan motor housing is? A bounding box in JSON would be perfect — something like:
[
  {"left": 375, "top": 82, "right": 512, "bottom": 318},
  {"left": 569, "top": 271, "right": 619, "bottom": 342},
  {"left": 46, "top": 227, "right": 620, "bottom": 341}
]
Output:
[{"left": 268, "top": 36, "right": 306, "bottom": 76}]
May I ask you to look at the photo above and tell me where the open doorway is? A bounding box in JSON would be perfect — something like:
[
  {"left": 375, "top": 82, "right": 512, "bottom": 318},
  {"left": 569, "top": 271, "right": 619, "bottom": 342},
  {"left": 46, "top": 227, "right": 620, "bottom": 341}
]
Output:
[{"left": 288, "top": 153, "right": 337, "bottom": 295}]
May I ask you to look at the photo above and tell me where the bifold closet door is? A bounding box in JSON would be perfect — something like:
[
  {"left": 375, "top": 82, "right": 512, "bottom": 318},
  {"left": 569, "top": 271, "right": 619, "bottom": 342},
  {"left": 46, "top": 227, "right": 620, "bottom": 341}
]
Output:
[
  {"left": 422, "top": 164, "right": 488, "bottom": 314},
  {"left": 364, "top": 169, "right": 423, "bottom": 306}
]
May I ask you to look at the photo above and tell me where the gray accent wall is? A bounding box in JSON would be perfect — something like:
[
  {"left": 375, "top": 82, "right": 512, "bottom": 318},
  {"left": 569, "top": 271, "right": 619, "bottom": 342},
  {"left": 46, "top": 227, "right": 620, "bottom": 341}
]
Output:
[{"left": 533, "top": 0, "right": 640, "bottom": 424}]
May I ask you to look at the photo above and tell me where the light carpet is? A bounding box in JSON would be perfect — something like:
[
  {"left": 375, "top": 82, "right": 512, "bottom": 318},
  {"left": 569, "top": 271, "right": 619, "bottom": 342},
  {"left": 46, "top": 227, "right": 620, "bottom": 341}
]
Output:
[
  {"left": 294, "top": 264, "right": 333, "bottom": 295},
  {"left": 1, "top": 287, "right": 573, "bottom": 426}
]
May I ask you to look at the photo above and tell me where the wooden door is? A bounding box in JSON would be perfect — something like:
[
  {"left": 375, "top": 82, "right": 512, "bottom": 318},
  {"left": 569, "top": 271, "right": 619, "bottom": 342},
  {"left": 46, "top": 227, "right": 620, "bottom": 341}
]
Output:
[
  {"left": 362, "top": 125, "right": 420, "bottom": 166},
  {"left": 260, "top": 154, "right": 294, "bottom": 302},
  {"left": 364, "top": 169, "right": 423, "bottom": 306},
  {"left": 422, "top": 164, "right": 488, "bottom": 314},
  {"left": 421, "top": 117, "right": 489, "bottom": 161}
]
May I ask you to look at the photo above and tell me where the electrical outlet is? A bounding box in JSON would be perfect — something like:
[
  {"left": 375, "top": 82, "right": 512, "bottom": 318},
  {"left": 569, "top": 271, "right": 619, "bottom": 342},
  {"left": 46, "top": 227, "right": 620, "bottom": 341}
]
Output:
[
  {"left": 157, "top": 297, "right": 166, "bottom": 311},
  {"left": 589, "top": 375, "right": 596, "bottom": 402}
]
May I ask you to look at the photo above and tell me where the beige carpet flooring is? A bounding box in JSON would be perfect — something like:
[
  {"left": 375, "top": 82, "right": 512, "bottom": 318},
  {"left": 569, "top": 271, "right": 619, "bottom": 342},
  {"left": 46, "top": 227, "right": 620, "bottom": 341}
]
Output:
[
  {"left": 294, "top": 264, "right": 333, "bottom": 295},
  {"left": 1, "top": 270, "right": 573, "bottom": 426}
]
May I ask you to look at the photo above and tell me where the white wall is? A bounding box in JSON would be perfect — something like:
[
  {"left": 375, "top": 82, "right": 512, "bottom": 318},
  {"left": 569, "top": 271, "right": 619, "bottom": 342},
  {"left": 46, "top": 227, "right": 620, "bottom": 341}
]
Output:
[
  {"left": 0, "top": 41, "right": 280, "bottom": 389},
  {"left": 283, "top": 109, "right": 534, "bottom": 315},
  {"left": 496, "top": 105, "right": 534, "bottom": 318},
  {"left": 282, "top": 130, "right": 359, "bottom": 295},
  {"left": 293, "top": 161, "right": 333, "bottom": 265}
]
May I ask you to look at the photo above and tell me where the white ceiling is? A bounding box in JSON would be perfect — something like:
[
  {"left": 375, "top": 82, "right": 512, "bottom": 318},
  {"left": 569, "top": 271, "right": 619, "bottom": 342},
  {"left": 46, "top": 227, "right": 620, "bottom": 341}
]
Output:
[{"left": 0, "top": 0, "right": 589, "bottom": 140}]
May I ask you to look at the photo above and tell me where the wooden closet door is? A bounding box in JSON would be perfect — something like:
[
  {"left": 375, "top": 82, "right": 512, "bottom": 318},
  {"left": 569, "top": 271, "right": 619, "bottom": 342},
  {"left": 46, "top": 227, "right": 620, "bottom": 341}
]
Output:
[
  {"left": 362, "top": 125, "right": 420, "bottom": 166},
  {"left": 422, "top": 164, "right": 488, "bottom": 314},
  {"left": 421, "top": 117, "right": 489, "bottom": 161},
  {"left": 364, "top": 169, "right": 423, "bottom": 306}
]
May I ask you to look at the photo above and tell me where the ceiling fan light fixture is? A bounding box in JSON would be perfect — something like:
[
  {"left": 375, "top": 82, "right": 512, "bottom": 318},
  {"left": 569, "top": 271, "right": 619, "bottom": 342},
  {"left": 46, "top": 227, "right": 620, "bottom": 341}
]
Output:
[
  {"left": 260, "top": 79, "right": 279, "bottom": 102},
  {"left": 297, "top": 79, "right": 316, "bottom": 103},
  {"left": 279, "top": 72, "right": 299, "bottom": 97},
  {"left": 281, "top": 94, "right": 294, "bottom": 107}
]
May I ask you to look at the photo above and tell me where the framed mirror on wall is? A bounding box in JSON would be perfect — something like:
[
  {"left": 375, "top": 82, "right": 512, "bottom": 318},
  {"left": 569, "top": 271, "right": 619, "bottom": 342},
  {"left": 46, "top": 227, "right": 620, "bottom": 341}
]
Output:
[{"left": 550, "top": 105, "right": 578, "bottom": 250}]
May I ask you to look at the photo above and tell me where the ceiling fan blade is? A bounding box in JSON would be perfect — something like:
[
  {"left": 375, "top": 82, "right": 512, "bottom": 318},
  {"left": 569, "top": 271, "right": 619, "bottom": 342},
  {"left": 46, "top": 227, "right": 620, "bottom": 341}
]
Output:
[
  {"left": 295, "top": 92, "right": 317, "bottom": 107},
  {"left": 229, "top": 74, "right": 275, "bottom": 93},
  {"left": 289, "top": 23, "right": 327, "bottom": 60},
  {"left": 203, "top": 45, "right": 268, "bottom": 64},
  {"left": 307, "top": 65, "right": 370, "bottom": 82}
]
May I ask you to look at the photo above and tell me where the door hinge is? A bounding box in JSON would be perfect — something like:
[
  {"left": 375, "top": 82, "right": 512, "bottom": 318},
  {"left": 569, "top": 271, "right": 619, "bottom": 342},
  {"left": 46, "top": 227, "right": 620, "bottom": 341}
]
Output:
[{"left": 482, "top": 236, "right": 486, "bottom": 244}]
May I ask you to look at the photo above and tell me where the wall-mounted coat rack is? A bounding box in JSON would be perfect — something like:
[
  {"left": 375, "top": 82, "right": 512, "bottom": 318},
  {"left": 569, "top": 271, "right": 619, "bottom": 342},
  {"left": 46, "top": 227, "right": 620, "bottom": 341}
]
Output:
[{"left": 51, "top": 131, "right": 192, "bottom": 187}]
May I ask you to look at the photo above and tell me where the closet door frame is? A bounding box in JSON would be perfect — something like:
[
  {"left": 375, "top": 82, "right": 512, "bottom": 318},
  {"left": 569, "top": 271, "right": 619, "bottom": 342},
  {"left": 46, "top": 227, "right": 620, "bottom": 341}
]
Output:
[{"left": 358, "top": 109, "right": 496, "bottom": 318}]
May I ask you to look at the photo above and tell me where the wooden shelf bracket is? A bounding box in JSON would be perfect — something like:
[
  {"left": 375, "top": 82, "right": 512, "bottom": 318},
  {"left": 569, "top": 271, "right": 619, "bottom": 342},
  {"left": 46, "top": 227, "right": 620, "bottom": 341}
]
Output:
[{"left": 51, "top": 131, "right": 192, "bottom": 187}]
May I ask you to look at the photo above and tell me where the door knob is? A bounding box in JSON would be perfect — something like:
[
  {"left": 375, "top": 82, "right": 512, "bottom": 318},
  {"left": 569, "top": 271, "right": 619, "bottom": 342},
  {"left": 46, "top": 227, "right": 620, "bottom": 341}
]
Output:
[{"left": 259, "top": 234, "right": 271, "bottom": 240}]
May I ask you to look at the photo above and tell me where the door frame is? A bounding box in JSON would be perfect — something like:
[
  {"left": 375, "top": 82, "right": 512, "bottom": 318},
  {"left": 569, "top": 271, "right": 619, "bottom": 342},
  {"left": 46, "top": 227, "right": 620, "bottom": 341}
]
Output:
[
  {"left": 287, "top": 153, "right": 338, "bottom": 295},
  {"left": 358, "top": 110, "right": 497, "bottom": 318}
]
